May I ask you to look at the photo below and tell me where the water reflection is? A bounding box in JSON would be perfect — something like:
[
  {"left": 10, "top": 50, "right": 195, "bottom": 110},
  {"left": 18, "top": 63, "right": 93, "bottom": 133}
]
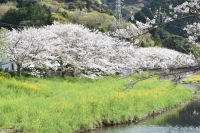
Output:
[
  {"left": 89, "top": 100, "right": 200, "bottom": 133},
  {"left": 92, "top": 126, "right": 200, "bottom": 133},
  {"left": 160, "top": 100, "right": 200, "bottom": 127}
]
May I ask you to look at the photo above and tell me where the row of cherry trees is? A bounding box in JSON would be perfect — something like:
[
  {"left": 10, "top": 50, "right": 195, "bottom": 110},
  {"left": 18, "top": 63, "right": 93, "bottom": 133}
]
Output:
[{"left": 0, "top": 22, "right": 197, "bottom": 77}]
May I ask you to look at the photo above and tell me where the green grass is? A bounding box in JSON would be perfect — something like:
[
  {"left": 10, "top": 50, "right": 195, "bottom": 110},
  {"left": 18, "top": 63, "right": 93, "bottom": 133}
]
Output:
[
  {"left": 182, "top": 75, "right": 200, "bottom": 84},
  {"left": 0, "top": 73, "right": 193, "bottom": 133}
]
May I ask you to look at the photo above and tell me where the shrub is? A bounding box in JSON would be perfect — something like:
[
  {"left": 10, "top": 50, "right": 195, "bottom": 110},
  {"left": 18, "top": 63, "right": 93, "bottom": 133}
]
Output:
[
  {"left": 22, "top": 71, "right": 33, "bottom": 78},
  {"left": 8, "top": 71, "right": 33, "bottom": 78},
  {"left": 182, "top": 75, "right": 200, "bottom": 84},
  {"left": 0, "top": 71, "right": 11, "bottom": 78},
  {"left": 0, "top": 67, "right": 4, "bottom": 72},
  {"left": 1, "top": 4, "right": 52, "bottom": 26},
  {"left": 8, "top": 71, "right": 17, "bottom": 77}
]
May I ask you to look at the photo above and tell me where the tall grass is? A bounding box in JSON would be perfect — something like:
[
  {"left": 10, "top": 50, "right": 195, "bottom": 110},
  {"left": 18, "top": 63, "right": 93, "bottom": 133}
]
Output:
[
  {"left": 182, "top": 75, "right": 200, "bottom": 83},
  {"left": 0, "top": 73, "right": 193, "bottom": 133}
]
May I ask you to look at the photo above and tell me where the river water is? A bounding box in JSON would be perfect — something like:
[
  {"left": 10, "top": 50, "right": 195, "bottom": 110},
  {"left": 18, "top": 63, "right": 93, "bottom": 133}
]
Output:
[{"left": 89, "top": 99, "right": 200, "bottom": 133}]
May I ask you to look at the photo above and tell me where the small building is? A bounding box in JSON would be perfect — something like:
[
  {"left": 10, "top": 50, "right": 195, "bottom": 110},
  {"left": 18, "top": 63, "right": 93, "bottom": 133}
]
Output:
[{"left": 0, "top": 58, "right": 17, "bottom": 72}]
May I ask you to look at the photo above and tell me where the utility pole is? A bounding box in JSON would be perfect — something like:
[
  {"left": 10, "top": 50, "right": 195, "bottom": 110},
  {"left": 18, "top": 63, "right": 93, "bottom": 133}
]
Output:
[
  {"left": 115, "top": 0, "right": 123, "bottom": 23},
  {"left": 113, "top": 0, "right": 124, "bottom": 30}
]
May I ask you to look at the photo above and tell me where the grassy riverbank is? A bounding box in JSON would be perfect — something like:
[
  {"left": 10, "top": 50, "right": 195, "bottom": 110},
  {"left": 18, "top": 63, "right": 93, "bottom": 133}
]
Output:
[{"left": 0, "top": 73, "right": 194, "bottom": 133}]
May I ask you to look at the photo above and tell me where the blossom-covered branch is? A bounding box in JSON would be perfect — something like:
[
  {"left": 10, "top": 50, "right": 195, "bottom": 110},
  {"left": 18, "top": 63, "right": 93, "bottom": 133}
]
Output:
[
  {"left": 113, "top": 0, "right": 200, "bottom": 45},
  {"left": 184, "top": 22, "right": 200, "bottom": 46}
]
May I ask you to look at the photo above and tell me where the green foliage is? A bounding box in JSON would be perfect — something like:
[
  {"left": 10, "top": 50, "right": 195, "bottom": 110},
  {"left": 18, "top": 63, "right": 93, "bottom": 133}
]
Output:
[
  {"left": 137, "top": 33, "right": 155, "bottom": 47},
  {"left": 7, "top": 71, "right": 17, "bottom": 77},
  {"left": 4, "top": 70, "right": 33, "bottom": 78},
  {"left": 21, "top": 71, "right": 34, "bottom": 78},
  {"left": 0, "top": 71, "right": 11, "bottom": 78},
  {"left": 150, "top": 28, "right": 200, "bottom": 57},
  {"left": 134, "top": 11, "right": 147, "bottom": 23},
  {"left": 0, "top": 1, "right": 17, "bottom": 19},
  {"left": 153, "top": 32, "right": 162, "bottom": 46},
  {"left": 0, "top": 0, "right": 113, "bottom": 29},
  {"left": 187, "top": 44, "right": 200, "bottom": 58},
  {"left": 1, "top": 8, "right": 26, "bottom": 25},
  {"left": 1, "top": 4, "right": 52, "bottom": 26},
  {"left": 182, "top": 75, "right": 200, "bottom": 84},
  {"left": 50, "top": 12, "right": 67, "bottom": 23},
  {"left": 67, "top": 10, "right": 115, "bottom": 32},
  {"left": 57, "top": 0, "right": 113, "bottom": 14},
  {"left": 16, "top": 0, "right": 37, "bottom": 8},
  {"left": 80, "top": 12, "right": 113, "bottom": 31},
  {"left": 0, "top": 67, "right": 4, "bottom": 72},
  {"left": 0, "top": 0, "right": 10, "bottom": 3},
  {"left": 0, "top": 74, "right": 193, "bottom": 132},
  {"left": 163, "top": 35, "right": 200, "bottom": 57}
]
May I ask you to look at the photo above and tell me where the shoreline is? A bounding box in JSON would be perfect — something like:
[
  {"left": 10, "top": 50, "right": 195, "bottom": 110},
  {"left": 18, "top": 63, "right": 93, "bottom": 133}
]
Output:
[
  {"left": 75, "top": 93, "right": 200, "bottom": 133},
  {"left": 1, "top": 96, "right": 198, "bottom": 133},
  {"left": 0, "top": 75, "right": 198, "bottom": 133}
]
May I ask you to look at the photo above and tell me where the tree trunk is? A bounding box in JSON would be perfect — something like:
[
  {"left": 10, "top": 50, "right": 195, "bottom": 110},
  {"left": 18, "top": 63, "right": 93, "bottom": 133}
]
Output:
[
  {"left": 17, "top": 64, "right": 22, "bottom": 77},
  {"left": 60, "top": 62, "right": 65, "bottom": 77},
  {"left": 61, "top": 67, "right": 66, "bottom": 77}
]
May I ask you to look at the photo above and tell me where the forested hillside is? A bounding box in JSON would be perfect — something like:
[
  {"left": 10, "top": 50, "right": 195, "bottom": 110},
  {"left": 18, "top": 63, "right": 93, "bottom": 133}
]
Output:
[
  {"left": 132, "top": 0, "right": 200, "bottom": 56},
  {"left": 102, "top": 0, "right": 151, "bottom": 20},
  {"left": 0, "top": 0, "right": 113, "bottom": 31}
]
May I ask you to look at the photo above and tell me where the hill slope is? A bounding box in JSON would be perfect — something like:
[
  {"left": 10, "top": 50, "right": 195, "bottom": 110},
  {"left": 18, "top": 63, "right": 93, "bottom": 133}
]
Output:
[
  {"left": 101, "top": 0, "right": 152, "bottom": 20},
  {"left": 0, "top": 0, "right": 114, "bottom": 31}
]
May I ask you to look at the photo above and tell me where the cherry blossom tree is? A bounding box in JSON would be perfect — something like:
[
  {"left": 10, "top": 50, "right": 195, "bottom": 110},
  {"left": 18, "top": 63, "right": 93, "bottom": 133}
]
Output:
[
  {"left": 3, "top": 26, "right": 60, "bottom": 76},
  {"left": 48, "top": 22, "right": 126, "bottom": 77},
  {"left": 184, "top": 22, "right": 200, "bottom": 47}
]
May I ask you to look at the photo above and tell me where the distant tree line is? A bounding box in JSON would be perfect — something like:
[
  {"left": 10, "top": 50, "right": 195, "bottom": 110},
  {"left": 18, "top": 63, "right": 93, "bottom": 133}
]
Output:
[
  {"left": 0, "top": 0, "right": 113, "bottom": 28},
  {"left": 0, "top": 0, "right": 51, "bottom": 27}
]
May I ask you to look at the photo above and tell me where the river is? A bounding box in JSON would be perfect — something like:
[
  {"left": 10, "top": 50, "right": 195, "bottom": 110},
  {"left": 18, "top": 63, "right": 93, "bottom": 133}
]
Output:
[{"left": 88, "top": 99, "right": 200, "bottom": 133}]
